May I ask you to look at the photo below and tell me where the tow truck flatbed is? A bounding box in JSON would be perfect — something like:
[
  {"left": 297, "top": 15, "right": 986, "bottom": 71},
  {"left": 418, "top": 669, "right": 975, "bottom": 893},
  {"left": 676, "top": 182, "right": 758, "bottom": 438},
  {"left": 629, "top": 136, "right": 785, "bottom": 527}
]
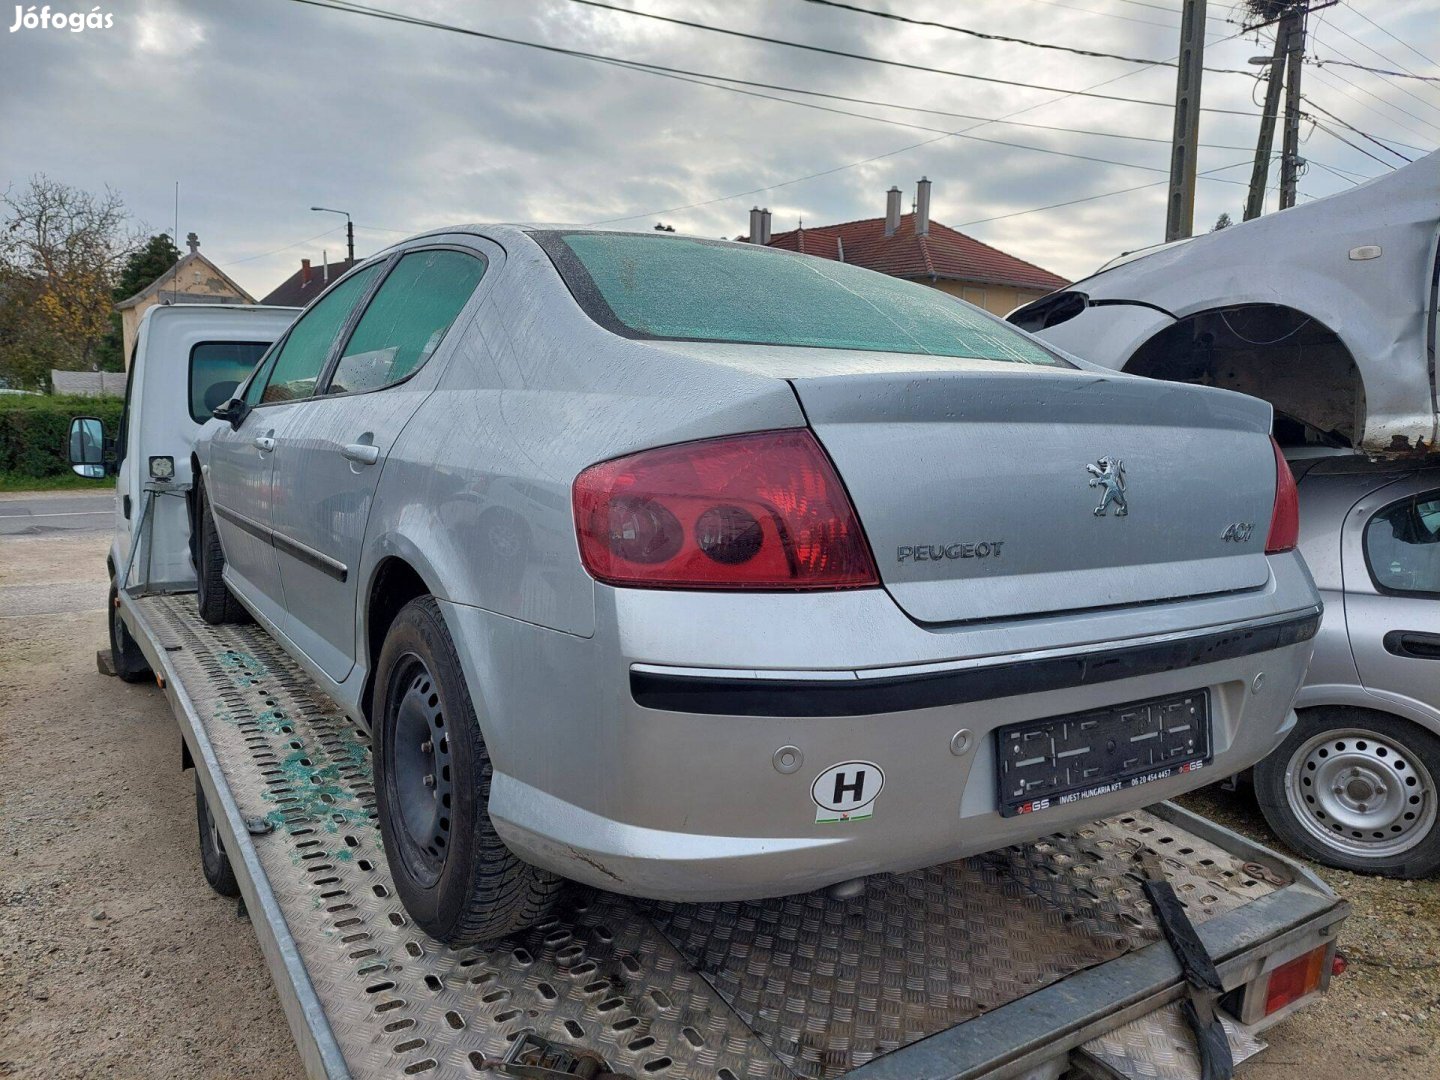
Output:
[{"left": 115, "top": 588, "right": 1348, "bottom": 1080}]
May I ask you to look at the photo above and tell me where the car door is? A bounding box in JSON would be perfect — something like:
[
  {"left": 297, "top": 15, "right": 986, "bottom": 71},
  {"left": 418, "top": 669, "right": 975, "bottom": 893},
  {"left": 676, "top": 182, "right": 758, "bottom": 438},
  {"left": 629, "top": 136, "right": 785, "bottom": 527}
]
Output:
[
  {"left": 205, "top": 264, "right": 384, "bottom": 623},
  {"left": 270, "top": 244, "right": 490, "bottom": 682},
  {"left": 1343, "top": 475, "right": 1440, "bottom": 714}
]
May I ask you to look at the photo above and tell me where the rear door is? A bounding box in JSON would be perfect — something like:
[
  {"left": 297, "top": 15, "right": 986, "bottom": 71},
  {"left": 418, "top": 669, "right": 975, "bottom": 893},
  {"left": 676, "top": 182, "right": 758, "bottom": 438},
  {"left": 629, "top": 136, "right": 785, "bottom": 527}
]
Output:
[
  {"left": 270, "top": 244, "right": 490, "bottom": 681},
  {"left": 206, "top": 266, "right": 383, "bottom": 623},
  {"left": 1344, "top": 476, "right": 1440, "bottom": 711}
]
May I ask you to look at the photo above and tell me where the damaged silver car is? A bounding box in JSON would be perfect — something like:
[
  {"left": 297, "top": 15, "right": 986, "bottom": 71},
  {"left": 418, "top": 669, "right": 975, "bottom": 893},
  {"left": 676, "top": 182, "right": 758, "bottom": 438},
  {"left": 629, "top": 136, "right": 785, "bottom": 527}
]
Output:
[{"left": 193, "top": 227, "right": 1322, "bottom": 944}]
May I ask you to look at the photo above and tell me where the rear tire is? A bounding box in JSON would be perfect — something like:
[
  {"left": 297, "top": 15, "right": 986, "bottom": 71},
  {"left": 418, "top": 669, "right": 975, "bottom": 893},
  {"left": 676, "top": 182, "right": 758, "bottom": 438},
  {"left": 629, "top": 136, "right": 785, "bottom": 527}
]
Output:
[
  {"left": 108, "top": 582, "right": 152, "bottom": 684},
  {"left": 1255, "top": 707, "right": 1440, "bottom": 878},
  {"left": 196, "top": 774, "right": 241, "bottom": 898},
  {"left": 196, "top": 483, "right": 249, "bottom": 626},
  {"left": 374, "top": 596, "right": 564, "bottom": 944}
]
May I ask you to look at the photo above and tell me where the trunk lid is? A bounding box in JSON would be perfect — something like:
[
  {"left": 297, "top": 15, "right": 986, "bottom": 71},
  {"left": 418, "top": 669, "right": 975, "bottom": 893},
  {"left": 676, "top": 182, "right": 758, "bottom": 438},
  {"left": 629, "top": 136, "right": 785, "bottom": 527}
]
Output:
[{"left": 793, "top": 362, "right": 1276, "bottom": 624}]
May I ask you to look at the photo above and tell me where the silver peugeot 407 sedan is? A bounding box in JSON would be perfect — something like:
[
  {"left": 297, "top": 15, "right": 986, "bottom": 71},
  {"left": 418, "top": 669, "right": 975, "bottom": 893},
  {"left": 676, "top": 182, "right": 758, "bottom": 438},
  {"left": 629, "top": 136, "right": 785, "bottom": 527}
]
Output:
[{"left": 193, "top": 226, "right": 1323, "bottom": 945}]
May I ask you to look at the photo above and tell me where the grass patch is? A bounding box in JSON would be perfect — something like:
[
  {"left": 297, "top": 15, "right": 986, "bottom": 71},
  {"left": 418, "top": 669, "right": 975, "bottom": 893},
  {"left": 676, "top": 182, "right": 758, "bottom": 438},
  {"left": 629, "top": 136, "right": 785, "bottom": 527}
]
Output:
[{"left": 0, "top": 471, "right": 110, "bottom": 493}]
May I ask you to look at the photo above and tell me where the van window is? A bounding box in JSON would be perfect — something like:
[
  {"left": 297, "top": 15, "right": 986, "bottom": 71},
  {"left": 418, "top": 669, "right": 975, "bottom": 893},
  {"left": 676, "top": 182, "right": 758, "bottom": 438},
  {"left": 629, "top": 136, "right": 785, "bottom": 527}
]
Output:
[
  {"left": 328, "top": 250, "right": 486, "bottom": 394},
  {"left": 189, "top": 341, "right": 271, "bottom": 422},
  {"left": 537, "top": 231, "right": 1067, "bottom": 366},
  {"left": 1365, "top": 491, "right": 1440, "bottom": 597}
]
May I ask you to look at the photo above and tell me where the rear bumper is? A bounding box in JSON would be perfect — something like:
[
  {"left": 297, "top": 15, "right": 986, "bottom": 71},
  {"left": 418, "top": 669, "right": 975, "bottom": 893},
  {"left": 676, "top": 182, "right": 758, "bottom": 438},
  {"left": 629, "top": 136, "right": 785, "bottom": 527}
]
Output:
[
  {"left": 630, "top": 608, "right": 1320, "bottom": 717},
  {"left": 442, "top": 554, "right": 1321, "bottom": 901}
]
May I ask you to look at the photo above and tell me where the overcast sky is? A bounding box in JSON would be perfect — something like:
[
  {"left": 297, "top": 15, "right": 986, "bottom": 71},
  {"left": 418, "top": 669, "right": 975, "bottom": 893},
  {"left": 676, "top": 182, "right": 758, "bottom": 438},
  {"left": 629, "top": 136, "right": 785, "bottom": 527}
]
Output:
[{"left": 3, "top": 0, "right": 1437, "bottom": 298}]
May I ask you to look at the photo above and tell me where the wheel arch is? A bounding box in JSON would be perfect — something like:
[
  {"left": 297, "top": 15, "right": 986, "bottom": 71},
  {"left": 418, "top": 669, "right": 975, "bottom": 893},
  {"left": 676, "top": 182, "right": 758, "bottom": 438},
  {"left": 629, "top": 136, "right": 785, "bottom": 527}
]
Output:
[{"left": 1295, "top": 686, "right": 1440, "bottom": 741}]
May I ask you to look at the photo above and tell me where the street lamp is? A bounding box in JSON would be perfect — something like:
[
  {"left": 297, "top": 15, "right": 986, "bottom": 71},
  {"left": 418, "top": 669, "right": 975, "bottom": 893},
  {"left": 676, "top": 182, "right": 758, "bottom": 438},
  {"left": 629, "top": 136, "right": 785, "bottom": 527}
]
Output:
[{"left": 311, "top": 206, "right": 354, "bottom": 265}]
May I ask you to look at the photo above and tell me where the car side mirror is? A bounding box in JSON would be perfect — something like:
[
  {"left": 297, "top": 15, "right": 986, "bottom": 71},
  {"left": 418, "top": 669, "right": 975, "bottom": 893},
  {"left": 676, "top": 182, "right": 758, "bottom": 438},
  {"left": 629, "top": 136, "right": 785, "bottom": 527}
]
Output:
[
  {"left": 213, "top": 397, "right": 250, "bottom": 430},
  {"left": 67, "top": 416, "right": 107, "bottom": 479}
]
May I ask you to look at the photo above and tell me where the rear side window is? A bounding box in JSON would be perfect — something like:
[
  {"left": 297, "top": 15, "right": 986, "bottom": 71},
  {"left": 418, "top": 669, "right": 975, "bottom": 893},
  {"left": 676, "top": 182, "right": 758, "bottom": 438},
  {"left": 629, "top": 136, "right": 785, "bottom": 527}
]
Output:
[
  {"left": 251, "top": 264, "right": 382, "bottom": 405},
  {"left": 329, "top": 250, "right": 487, "bottom": 394},
  {"left": 538, "top": 231, "right": 1066, "bottom": 366},
  {"left": 189, "top": 341, "right": 270, "bottom": 422},
  {"left": 1365, "top": 491, "right": 1440, "bottom": 596}
]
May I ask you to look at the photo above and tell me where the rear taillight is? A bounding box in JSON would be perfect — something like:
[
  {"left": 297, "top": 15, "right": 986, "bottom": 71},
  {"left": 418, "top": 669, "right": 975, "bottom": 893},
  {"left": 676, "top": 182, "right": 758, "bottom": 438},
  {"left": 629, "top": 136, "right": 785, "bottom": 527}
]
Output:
[
  {"left": 1265, "top": 437, "right": 1300, "bottom": 554},
  {"left": 1263, "top": 944, "right": 1329, "bottom": 1015},
  {"left": 572, "top": 429, "right": 879, "bottom": 590}
]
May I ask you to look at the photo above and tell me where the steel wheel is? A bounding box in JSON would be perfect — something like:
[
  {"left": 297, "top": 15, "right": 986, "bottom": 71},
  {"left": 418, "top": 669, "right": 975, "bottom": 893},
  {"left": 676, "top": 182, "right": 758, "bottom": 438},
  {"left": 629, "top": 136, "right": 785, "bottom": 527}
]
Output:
[
  {"left": 385, "top": 654, "right": 454, "bottom": 886},
  {"left": 1283, "top": 726, "right": 1438, "bottom": 859}
]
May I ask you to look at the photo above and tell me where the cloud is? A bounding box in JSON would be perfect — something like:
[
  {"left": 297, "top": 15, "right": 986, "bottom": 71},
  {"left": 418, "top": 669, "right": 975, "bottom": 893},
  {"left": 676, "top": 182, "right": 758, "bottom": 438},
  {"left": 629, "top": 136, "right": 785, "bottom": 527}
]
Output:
[{"left": 2, "top": 0, "right": 1436, "bottom": 297}]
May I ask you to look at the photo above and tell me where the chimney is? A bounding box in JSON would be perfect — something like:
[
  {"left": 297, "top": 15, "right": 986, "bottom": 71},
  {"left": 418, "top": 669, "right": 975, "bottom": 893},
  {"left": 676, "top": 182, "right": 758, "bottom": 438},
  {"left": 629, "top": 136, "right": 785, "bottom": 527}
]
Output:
[
  {"left": 301, "top": 258, "right": 312, "bottom": 286},
  {"left": 760, "top": 207, "right": 772, "bottom": 245},
  {"left": 915, "top": 177, "right": 932, "bottom": 236},
  {"left": 884, "top": 186, "right": 902, "bottom": 236},
  {"left": 749, "top": 206, "right": 764, "bottom": 243},
  {"left": 186, "top": 231, "right": 200, "bottom": 254},
  {"left": 322, "top": 249, "right": 329, "bottom": 283}
]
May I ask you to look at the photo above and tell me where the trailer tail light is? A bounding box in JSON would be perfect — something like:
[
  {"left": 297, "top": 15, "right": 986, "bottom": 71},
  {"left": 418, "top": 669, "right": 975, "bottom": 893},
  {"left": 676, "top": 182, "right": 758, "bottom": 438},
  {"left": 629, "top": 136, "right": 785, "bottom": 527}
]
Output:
[
  {"left": 1264, "top": 945, "right": 1329, "bottom": 1016},
  {"left": 572, "top": 429, "right": 879, "bottom": 590},
  {"left": 1265, "top": 437, "right": 1300, "bottom": 554}
]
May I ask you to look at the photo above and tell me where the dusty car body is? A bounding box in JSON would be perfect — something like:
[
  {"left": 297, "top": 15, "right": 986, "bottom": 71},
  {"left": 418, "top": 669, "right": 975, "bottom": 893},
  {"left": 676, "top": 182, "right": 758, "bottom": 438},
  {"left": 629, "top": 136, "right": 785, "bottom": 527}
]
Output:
[
  {"left": 1252, "top": 456, "right": 1440, "bottom": 876},
  {"left": 1012, "top": 151, "right": 1440, "bottom": 457},
  {"left": 192, "top": 226, "right": 1321, "bottom": 943}
]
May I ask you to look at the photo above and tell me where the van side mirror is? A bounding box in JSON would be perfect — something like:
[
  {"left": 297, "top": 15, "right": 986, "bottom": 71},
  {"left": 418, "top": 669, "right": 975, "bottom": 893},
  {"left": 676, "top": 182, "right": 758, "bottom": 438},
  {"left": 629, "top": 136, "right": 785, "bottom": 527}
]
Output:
[
  {"left": 213, "top": 397, "right": 250, "bottom": 430},
  {"left": 67, "top": 416, "right": 107, "bottom": 479}
]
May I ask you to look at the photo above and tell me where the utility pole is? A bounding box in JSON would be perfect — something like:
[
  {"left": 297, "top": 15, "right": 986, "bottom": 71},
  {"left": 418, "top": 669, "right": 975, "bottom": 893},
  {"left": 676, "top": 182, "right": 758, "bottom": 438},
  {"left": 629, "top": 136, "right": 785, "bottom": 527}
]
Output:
[
  {"left": 1165, "top": 0, "right": 1207, "bottom": 242},
  {"left": 1278, "top": 4, "right": 1308, "bottom": 209},
  {"left": 1243, "top": 19, "right": 1290, "bottom": 220},
  {"left": 310, "top": 206, "right": 355, "bottom": 264}
]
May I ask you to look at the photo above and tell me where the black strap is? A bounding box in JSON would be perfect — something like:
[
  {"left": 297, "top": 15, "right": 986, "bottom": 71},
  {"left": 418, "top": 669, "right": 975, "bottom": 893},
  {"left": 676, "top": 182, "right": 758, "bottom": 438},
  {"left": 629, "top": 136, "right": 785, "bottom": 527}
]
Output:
[{"left": 1142, "top": 876, "right": 1235, "bottom": 1080}]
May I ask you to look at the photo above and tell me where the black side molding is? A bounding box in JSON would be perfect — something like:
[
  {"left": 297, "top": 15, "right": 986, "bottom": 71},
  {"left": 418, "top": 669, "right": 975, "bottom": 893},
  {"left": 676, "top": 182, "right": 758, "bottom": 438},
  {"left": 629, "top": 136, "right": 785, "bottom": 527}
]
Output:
[{"left": 631, "top": 609, "right": 1322, "bottom": 717}]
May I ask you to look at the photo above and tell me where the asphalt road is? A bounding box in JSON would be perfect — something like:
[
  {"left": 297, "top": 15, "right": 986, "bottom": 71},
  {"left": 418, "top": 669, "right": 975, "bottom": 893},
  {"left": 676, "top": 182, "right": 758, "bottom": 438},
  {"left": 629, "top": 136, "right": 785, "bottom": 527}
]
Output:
[{"left": 0, "top": 491, "right": 114, "bottom": 537}]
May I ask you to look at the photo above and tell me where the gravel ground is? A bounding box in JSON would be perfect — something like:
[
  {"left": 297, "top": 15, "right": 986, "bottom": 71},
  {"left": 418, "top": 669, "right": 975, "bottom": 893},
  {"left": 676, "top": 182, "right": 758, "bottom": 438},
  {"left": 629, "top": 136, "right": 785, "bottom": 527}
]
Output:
[{"left": 1, "top": 522, "right": 1436, "bottom": 1079}]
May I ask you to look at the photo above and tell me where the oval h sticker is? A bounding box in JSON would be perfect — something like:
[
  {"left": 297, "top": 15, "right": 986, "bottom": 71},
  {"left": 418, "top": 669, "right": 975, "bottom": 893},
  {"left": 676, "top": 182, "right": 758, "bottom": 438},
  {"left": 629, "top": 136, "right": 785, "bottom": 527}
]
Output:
[{"left": 811, "top": 760, "right": 884, "bottom": 823}]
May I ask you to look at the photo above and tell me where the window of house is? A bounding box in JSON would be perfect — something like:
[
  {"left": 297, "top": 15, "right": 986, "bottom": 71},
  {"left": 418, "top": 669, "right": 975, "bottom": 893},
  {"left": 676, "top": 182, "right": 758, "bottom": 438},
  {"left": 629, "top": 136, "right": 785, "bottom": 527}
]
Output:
[
  {"left": 328, "top": 250, "right": 487, "bottom": 395},
  {"left": 1365, "top": 491, "right": 1440, "bottom": 596},
  {"left": 250, "top": 264, "right": 382, "bottom": 405}
]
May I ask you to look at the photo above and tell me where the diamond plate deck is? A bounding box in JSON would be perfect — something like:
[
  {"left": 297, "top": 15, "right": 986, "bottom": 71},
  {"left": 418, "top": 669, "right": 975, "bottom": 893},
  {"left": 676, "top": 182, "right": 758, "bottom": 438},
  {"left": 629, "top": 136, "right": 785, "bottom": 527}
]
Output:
[
  {"left": 137, "top": 594, "right": 1284, "bottom": 1080},
  {"left": 1077, "top": 1002, "right": 1266, "bottom": 1079}
]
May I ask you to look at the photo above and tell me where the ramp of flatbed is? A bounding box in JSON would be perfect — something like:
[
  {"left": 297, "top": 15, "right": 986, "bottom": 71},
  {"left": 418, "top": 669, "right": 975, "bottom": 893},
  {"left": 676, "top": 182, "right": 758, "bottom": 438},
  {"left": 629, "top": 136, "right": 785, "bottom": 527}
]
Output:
[{"left": 129, "top": 593, "right": 1325, "bottom": 1080}]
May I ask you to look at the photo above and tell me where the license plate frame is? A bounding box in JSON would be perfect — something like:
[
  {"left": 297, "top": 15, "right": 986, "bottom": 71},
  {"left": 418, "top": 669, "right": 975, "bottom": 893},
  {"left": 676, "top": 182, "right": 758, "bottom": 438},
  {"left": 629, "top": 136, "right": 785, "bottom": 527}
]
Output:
[{"left": 995, "top": 689, "right": 1211, "bottom": 818}]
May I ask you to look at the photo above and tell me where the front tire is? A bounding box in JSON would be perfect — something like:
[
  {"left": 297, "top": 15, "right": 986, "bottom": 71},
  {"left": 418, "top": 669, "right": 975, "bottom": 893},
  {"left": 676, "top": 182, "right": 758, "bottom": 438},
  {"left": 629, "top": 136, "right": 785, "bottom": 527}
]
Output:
[
  {"left": 108, "top": 582, "right": 152, "bottom": 684},
  {"left": 1255, "top": 707, "right": 1440, "bottom": 878},
  {"left": 373, "top": 596, "right": 564, "bottom": 944},
  {"left": 195, "top": 483, "right": 249, "bottom": 626}
]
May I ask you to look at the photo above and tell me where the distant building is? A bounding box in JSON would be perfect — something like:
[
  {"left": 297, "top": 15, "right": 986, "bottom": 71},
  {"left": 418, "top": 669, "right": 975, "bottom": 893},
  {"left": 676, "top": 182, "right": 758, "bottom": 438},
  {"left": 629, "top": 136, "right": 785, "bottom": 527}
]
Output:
[
  {"left": 51, "top": 370, "right": 128, "bottom": 397},
  {"left": 115, "top": 233, "right": 255, "bottom": 366},
  {"left": 261, "top": 256, "right": 358, "bottom": 308},
  {"left": 748, "top": 179, "right": 1068, "bottom": 317}
]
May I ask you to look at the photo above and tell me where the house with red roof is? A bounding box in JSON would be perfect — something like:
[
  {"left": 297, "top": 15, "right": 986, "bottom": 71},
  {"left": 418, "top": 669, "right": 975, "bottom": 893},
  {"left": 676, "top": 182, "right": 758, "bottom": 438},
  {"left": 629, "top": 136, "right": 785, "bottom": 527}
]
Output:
[{"left": 750, "top": 179, "right": 1067, "bottom": 317}]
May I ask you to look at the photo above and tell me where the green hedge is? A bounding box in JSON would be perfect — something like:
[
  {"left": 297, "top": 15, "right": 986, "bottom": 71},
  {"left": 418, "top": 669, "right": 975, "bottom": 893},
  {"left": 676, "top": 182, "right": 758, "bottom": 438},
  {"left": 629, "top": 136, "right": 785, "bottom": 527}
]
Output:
[{"left": 0, "top": 394, "right": 125, "bottom": 478}]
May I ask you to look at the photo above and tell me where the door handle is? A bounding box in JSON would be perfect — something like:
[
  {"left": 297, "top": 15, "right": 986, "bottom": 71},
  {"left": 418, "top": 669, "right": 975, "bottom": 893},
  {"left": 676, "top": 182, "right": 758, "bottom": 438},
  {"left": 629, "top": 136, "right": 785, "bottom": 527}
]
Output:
[
  {"left": 1383, "top": 630, "right": 1440, "bottom": 660},
  {"left": 253, "top": 435, "right": 275, "bottom": 452},
  {"left": 342, "top": 442, "right": 380, "bottom": 465}
]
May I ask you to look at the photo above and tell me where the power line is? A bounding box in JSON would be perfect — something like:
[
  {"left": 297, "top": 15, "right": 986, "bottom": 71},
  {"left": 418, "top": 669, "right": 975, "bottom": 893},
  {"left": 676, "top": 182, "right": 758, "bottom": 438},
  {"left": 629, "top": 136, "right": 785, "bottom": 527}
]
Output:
[
  {"left": 797, "top": 0, "right": 1255, "bottom": 73},
  {"left": 282, "top": 0, "right": 1284, "bottom": 232},
  {"left": 1342, "top": 1, "right": 1440, "bottom": 75},
  {"left": 279, "top": 0, "right": 1261, "bottom": 181},
  {"left": 220, "top": 225, "right": 344, "bottom": 267},
  {"left": 955, "top": 159, "right": 1253, "bottom": 227},
  {"left": 564, "top": 0, "right": 1268, "bottom": 117},
  {"left": 1303, "top": 61, "right": 1440, "bottom": 143},
  {"left": 1314, "top": 57, "right": 1440, "bottom": 84},
  {"left": 1303, "top": 95, "right": 1416, "bottom": 161},
  {"left": 1313, "top": 7, "right": 1440, "bottom": 109},
  {"left": 1307, "top": 26, "right": 1440, "bottom": 130}
]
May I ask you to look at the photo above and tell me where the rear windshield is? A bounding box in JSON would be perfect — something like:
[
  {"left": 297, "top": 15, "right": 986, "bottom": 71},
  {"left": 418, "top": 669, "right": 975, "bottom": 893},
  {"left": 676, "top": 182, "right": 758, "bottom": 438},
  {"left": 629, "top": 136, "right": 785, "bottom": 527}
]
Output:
[{"left": 536, "top": 230, "right": 1067, "bottom": 366}]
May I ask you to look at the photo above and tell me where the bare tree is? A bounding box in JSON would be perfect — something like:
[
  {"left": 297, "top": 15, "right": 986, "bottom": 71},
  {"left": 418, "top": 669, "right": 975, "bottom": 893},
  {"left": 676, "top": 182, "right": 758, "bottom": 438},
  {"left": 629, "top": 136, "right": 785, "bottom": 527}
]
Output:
[{"left": 0, "top": 174, "right": 143, "bottom": 386}]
